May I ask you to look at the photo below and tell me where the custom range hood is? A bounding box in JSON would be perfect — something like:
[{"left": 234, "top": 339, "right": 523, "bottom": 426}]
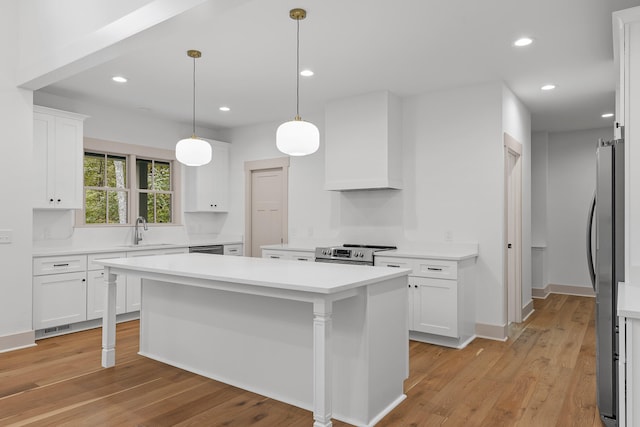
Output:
[{"left": 324, "top": 91, "right": 402, "bottom": 191}]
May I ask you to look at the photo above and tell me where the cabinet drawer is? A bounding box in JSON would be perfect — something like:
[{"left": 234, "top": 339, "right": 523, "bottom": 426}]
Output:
[
  {"left": 87, "top": 252, "right": 126, "bottom": 271},
  {"left": 414, "top": 259, "right": 457, "bottom": 280},
  {"left": 375, "top": 257, "right": 412, "bottom": 270},
  {"left": 262, "top": 250, "right": 287, "bottom": 260},
  {"left": 33, "top": 255, "right": 87, "bottom": 276},
  {"left": 288, "top": 251, "right": 314, "bottom": 262},
  {"left": 224, "top": 244, "right": 243, "bottom": 256}
]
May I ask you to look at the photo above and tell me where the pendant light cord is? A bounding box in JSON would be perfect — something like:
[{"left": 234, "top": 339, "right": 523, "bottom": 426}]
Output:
[
  {"left": 192, "top": 55, "right": 197, "bottom": 136},
  {"left": 296, "top": 18, "right": 300, "bottom": 119}
]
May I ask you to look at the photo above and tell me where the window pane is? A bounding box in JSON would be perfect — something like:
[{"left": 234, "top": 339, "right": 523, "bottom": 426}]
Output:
[
  {"left": 156, "top": 193, "right": 172, "bottom": 223},
  {"left": 85, "top": 189, "right": 106, "bottom": 224},
  {"left": 84, "top": 153, "right": 105, "bottom": 187},
  {"left": 107, "top": 190, "right": 128, "bottom": 224},
  {"left": 106, "top": 155, "right": 127, "bottom": 188},
  {"left": 138, "top": 191, "right": 149, "bottom": 221},
  {"left": 153, "top": 161, "right": 171, "bottom": 191},
  {"left": 136, "top": 159, "right": 152, "bottom": 190},
  {"left": 147, "top": 194, "right": 155, "bottom": 222}
]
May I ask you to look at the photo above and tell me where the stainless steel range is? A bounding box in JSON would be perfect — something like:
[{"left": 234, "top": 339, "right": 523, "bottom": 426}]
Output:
[{"left": 314, "top": 244, "right": 397, "bottom": 266}]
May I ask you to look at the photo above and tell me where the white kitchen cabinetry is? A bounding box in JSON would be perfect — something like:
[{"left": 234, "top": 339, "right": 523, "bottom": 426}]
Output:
[
  {"left": 33, "top": 106, "right": 87, "bottom": 209},
  {"left": 126, "top": 247, "right": 189, "bottom": 312},
  {"left": 86, "top": 252, "right": 126, "bottom": 320},
  {"left": 223, "top": 243, "right": 243, "bottom": 256},
  {"left": 183, "top": 139, "right": 230, "bottom": 212},
  {"left": 262, "top": 248, "right": 314, "bottom": 261},
  {"left": 375, "top": 255, "right": 475, "bottom": 348},
  {"left": 33, "top": 255, "right": 88, "bottom": 329}
]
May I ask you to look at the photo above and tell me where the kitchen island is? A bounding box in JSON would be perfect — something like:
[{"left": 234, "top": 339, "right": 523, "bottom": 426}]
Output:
[{"left": 95, "top": 253, "right": 410, "bottom": 427}]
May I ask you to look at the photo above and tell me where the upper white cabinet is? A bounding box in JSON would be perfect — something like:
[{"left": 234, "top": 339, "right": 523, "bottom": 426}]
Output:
[
  {"left": 324, "top": 91, "right": 402, "bottom": 191},
  {"left": 183, "top": 139, "right": 230, "bottom": 212},
  {"left": 33, "top": 106, "right": 88, "bottom": 209}
]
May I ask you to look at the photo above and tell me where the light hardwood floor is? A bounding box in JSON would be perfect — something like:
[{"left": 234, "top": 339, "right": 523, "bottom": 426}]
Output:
[{"left": 0, "top": 294, "right": 600, "bottom": 426}]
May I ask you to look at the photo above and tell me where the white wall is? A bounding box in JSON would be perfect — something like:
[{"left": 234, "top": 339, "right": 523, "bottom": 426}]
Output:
[
  {"left": 222, "top": 82, "right": 530, "bottom": 333},
  {"left": 0, "top": 0, "right": 34, "bottom": 348},
  {"left": 546, "top": 127, "right": 612, "bottom": 287}
]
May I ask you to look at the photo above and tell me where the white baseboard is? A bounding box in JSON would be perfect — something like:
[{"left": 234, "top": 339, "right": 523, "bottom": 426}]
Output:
[
  {"left": 532, "top": 283, "right": 595, "bottom": 299},
  {"left": 475, "top": 322, "right": 507, "bottom": 341},
  {"left": 522, "top": 299, "right": 535, "bottom": 321},
  {"left": 0, "top": 330, "right": 36, "bottom": 353}
]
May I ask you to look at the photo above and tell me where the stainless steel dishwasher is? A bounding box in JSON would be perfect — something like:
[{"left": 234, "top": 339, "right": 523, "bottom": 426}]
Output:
[{"left": 188, "top": 245, "right": 224, "bottom": 255}]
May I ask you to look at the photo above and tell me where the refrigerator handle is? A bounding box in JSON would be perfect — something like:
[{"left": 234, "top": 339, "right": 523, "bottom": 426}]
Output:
[{"left": 587, "top": 192, "right": 596, "bottom": 291}]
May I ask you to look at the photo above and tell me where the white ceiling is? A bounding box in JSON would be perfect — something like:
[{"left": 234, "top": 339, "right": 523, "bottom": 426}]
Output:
[{"left": 38, "top": 0, "right": 640, "bottom": 133}]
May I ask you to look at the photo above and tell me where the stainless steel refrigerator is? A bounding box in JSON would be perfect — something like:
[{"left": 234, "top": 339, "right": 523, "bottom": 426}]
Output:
[{"left": 587, "top": 130, "right": 624, "bottom": 427}]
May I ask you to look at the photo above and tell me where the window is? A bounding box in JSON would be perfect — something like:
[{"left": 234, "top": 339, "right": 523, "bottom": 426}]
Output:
[
  {"left": 80, "top": 139, "right": 180, "bottom": 226},
  {"left": 136, "top": 158, "right": 173, "bottom": 223},
  {"left": 83, "top": 152, "right": 128, "bottom": 224}
]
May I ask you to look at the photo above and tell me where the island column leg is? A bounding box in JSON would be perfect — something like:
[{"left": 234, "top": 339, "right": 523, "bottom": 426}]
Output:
[
  {"left": 313, "top": 299, "right": 333, "bottom": 427},
  {"left": 101, "top": 268, "right": 117, "bottom": 368}
]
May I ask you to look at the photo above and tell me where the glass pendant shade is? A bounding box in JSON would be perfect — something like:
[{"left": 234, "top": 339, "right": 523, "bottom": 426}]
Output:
[
  {"left": 276, "top": 119, "right": 319, "bottom": 156},
  {"left": 175, "top": 136, "right": 212, "bottom": 166}
]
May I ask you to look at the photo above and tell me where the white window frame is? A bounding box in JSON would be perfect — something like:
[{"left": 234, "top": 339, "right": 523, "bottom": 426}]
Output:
[{"left": 76, "top": 138, "right": 182, "bottom": 227}]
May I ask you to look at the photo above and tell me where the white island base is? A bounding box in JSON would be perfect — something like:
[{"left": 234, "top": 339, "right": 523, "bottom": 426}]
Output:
[{"left": 97, "top": 254, "right": 409, "bottom": 427}]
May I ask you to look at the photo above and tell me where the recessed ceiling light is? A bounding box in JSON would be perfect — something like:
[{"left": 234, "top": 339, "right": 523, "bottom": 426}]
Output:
[
  {"left": 601, "top": 113, "right": 614, "bottom": 118},
  {"left": 513, "top": 37, "right": 533, "bottom": 47},
  {"left": 112, "top": 76, "right": 128, "bottom": 83},
  {"left": 300, "top": 69, "right": 314, "bottom": 77},
  {"left": 541, "top": 84, "right": 556, "bottom": 91},
  {"left": 219, "top": 106, "right": 230, "bottom": 112}
]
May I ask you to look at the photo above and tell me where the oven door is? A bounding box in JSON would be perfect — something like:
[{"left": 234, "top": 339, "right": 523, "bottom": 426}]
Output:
[{"left": 189, "top": 245, "right": 224, "bottom": 255}]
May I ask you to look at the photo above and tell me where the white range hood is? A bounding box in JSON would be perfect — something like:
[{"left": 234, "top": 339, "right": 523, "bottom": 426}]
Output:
[{"left": 324, "top": 91, "right": 402, "bottom": 191}]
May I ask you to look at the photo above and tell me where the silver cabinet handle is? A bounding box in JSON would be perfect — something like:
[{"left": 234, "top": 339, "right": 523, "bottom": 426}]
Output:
[
  {"left": 270, "top": 255, "right": 280, "bottom": 259},
  {"left": 53, "top": 263, "right": 69, "bottom": 267},
  {"left": 427, "top": 267, "right": 443, "bottom": 271},
  {"left": 387, "top": 264, "right": 401, "bottom": 268}
]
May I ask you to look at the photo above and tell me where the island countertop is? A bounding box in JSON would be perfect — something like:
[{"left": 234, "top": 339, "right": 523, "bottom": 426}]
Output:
[{"left": 95, "top": 252, "right": 410, "bottom": 295}]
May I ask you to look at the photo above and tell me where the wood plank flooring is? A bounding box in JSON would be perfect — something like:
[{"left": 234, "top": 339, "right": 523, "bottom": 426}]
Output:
[{"left": 0, "top": 294, "right": 601, "bottom": 426}]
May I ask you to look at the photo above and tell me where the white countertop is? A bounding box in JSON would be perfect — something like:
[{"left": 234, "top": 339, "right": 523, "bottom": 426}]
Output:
[
  {"left": 33, "top": 239, "right": 242, "bottom": 257},
  {"left": 96, "top": 253, "right": 410, "bottom": 295},
  {"left": 375, "top": 248, "right": 478, "bottom": 261},
  {"left": 618, "top": 282, "right": 640, "bottom": 319}
]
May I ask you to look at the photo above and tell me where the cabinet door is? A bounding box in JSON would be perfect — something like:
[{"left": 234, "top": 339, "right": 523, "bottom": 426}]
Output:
[
  {"left": 183, "top": 140, "right": 229, "bottom": 212},
  {"left": 33, "top": 271, "right": 87, "bottom": 329},
  {"left": 33, "top": 112, "right": 54, "bottom": 209},
  {"left": 223, "top": 244, "right": 243, "bottom": 256},
  {"left": 412, "top": 277, "right": 458, "bottom": 337},
  {"left": 87, "top": 270, "right": 126, "bottom": 320},
  {"left": 288, "top": 251, "right": 314, "bottom": 262},
  {"left": 53, "top": 117, "right": 83, "bottom": 209},
  {"left": 262, "top": 250, "right": 289, "bottom": 260}
]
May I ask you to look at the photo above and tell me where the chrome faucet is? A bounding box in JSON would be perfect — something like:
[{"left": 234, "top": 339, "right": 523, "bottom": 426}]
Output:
[{"left": 134, "top": 216, "right": 148, "bottom": 245}]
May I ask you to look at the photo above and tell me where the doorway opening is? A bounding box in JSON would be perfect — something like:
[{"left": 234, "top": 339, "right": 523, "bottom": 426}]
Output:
[
  {"left": 504, "top": 133, "right": 523, "bottom": 324},
  {"left": 244, "top": 157, "right": 290, "bottom": 257}
]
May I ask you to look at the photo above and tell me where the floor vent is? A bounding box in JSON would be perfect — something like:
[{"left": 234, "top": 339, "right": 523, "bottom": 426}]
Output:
[{"left": 43, "top": 324, "right": 71, "bottom": 334}]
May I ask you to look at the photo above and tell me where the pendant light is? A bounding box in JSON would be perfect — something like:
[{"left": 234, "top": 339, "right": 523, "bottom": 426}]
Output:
[
  {"left": 276, "top": 8, "right": 320, "bottom": 156},
  {"left": 176, "top": 49, "right": 212, "bottom": 166}
]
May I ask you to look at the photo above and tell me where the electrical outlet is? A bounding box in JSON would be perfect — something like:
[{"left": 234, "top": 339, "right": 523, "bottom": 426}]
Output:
[
  {"left": 0, "top": 229, "right": 12, "bottom": 244},
  {"left": 445, "top": 230, "right": 453, "bottom": 242}
]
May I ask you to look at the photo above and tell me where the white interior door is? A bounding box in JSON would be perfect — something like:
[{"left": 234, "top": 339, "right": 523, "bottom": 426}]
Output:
[
  {"left": 251, "top": 168, "right": 284, "bottom": 257},
  {"left": 504, "top": 133, "right": 523, "bottom": 325}
]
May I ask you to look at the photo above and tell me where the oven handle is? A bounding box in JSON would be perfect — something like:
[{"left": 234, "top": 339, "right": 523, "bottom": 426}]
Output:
[{"left": 314, "top": 258, "right": 372, "bottom": 266}]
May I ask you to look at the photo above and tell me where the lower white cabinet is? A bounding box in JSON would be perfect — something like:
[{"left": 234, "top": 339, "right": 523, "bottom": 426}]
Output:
[
  {"left": 126, "top": 247, "right": 189, "bottom": 312},
  {"left": 33, "top": 271, "right": 87, "bottom": 330},
  {"left": 86, "top": 252, "right": 126, "bottom": 320},
  {"left": 375, "top": 254, "right": 476, "bottom": 348},
  {"left": 410, "top": 277, "right": 457, "bottom": 337},
  {"left": 33, "top": 254, "right": 88, "bottom": 330}
]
